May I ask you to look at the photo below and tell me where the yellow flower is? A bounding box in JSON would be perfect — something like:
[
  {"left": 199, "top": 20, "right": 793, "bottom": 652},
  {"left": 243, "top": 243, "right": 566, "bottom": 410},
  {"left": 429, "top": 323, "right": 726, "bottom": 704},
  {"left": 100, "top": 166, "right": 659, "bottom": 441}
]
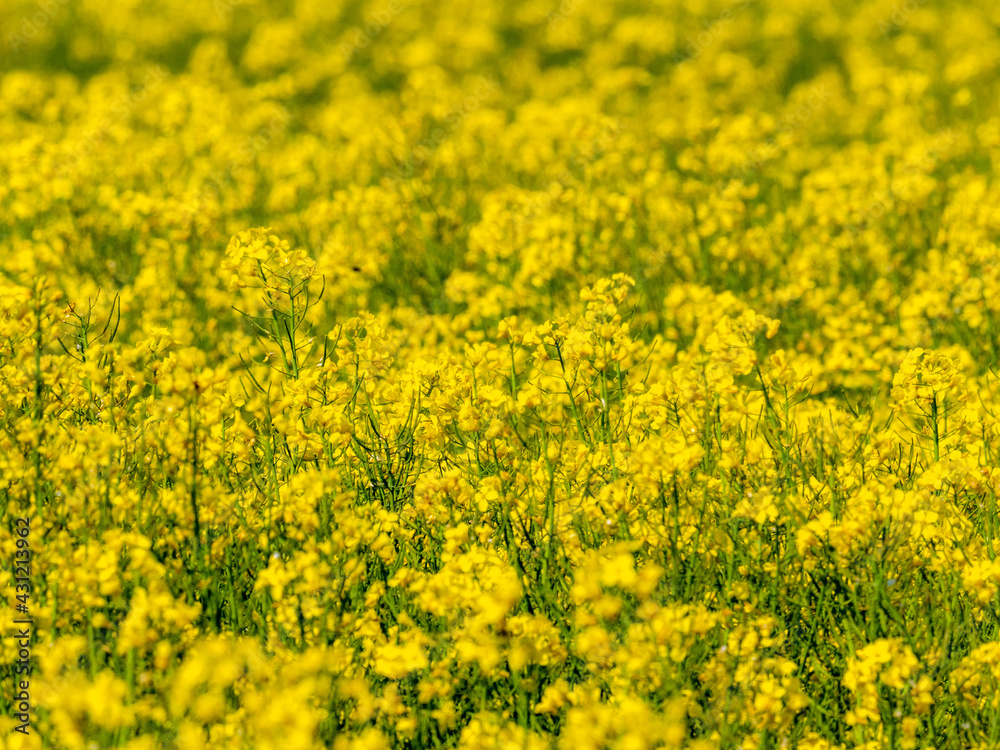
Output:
[{"left": 373, "top": 638, "right": 429, "bottom": 680}]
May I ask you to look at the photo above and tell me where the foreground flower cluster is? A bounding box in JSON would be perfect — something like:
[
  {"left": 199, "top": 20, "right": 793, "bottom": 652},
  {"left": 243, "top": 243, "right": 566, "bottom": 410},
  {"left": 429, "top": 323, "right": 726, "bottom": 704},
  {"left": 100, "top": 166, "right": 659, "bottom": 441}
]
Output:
[{"left": 3, "top": 0, "right": 1000, "bottom": 748}]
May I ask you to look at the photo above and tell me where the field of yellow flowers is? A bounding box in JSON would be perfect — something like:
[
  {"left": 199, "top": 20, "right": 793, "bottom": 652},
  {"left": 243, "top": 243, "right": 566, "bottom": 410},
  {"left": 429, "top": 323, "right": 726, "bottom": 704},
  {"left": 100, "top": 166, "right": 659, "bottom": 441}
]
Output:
[{"left": 4, "top": 0, "right": 1000, "bottom": 748}]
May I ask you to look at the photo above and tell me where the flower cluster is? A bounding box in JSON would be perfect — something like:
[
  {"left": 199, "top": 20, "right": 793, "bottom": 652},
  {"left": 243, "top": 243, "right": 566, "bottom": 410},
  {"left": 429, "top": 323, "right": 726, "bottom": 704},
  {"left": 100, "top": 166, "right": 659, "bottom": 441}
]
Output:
[{"left": 6, "top": 0, "right": 1000, "bottom": 747}]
